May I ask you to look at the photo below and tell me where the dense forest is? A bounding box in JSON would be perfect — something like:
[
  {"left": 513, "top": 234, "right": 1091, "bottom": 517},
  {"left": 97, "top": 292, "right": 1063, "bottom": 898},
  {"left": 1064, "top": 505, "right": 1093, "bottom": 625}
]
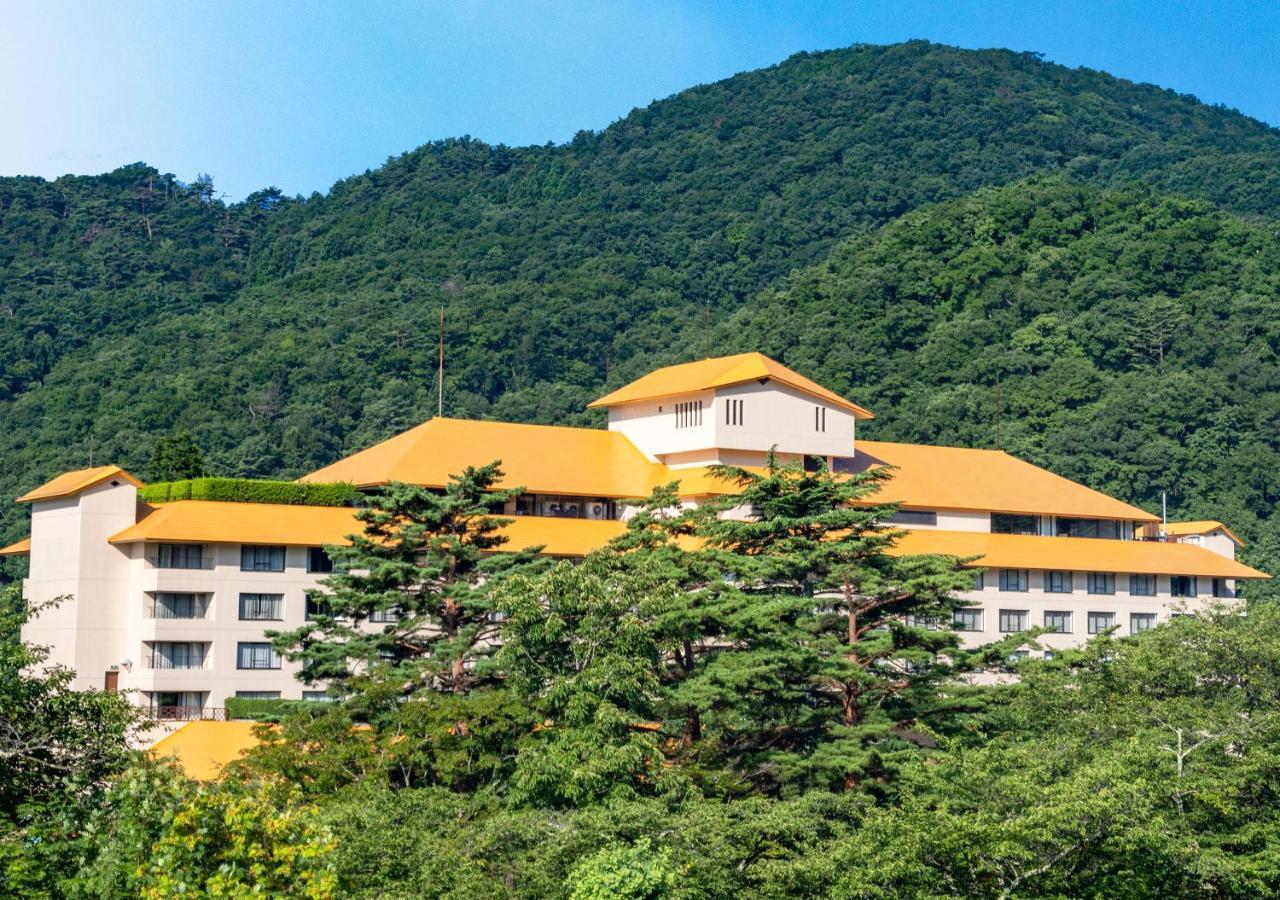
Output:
[{"left": 6, "top": 40, "right": 1280, "bottom": 584}]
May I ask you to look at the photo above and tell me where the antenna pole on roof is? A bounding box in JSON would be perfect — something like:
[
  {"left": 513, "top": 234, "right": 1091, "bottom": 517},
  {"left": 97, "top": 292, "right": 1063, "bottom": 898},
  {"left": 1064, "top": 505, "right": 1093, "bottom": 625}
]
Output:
[
  {"left": 88, "top": 439, "right": 94, "bottom": 467},
  {"left": 994, "top": 370, "right": 1002, "bottom": 450},
  {"left": 1162, "top": 491, "right": 1167, "bottom": 534},
  {"left": 704, "top": 305, "right": 711, "bottom": 358},
  {"left": 438, "top": 307, "right": 445, "bottom": 418}
]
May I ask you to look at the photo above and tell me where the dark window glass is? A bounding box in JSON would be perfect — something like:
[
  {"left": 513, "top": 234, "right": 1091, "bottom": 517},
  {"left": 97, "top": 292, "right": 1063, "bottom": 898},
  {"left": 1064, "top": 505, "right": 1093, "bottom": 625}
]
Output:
[
  {"left": 1057, "top": 518, "right": 1122, "bottom": 539},
  {"left": 992, "top": 514, "right": 1038, "bottom": 535},
  {"left": 237, "top": 642, "right": 281, "bottom": 670},
  {"left": 971, "top": 570, "right": 985, "bottom": 590},
  {"left": 888, "top": 509, "right": 938, "bottom": 526},
  {"left": 1212, "top": 578, "right": 1232, "bottom": 598},
  {"left": 1087, "top": 611, "right": 1116, "bottom": 634},
  {"left": 1130, "top": 613, "right": 1157, "bottom": 634},
  {"left": 307, "top": 547, "right": 334, "bottom": 573},
  {"left": 952, "top": 609, "right": 983, "bottom": 632},
  {"left": 999, "top": 569, "right": 1029, "bottom": 592},
  {"left": 238, "top": 593, "right": 283, "bottom": 621},
  {"left": 241, "top": 545, "right": 285, "bottom": 572},
  {"left": 305, "top": 595, "right": 331, "bottom": 621},
  {"left": 1044, "top": 611, "right": 1071, "bottom": 633},
  {"left": 1045, "top": 570, "right": 1072, "bottom": 593},
  {"left": 999, "top": 609, "right": 1028, "bottom": 633},
  {"left": 1171, "top": 576, "right": 1197, "bottom": 598},
  {"left": 1129, "top": 574, "right": 1156, "bottom": 596},
  {"left": 1087, "top": 572, "right": 1115, "bottom": 595},
  {"left": 156, "top": 543, "right": 205, "bottom": 569}
]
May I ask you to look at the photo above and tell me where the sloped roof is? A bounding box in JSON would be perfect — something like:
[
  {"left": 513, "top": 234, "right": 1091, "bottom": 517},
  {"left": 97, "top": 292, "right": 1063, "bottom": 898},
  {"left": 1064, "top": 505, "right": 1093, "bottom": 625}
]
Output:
[
  {"left": 893, "top": 529, "right": 1267, "bottom": 579},
  {"left": 851, "top": 441, "right": 1158, "bottom": 522},
  {"left": 301, "top": 418, "right": 667, "bottom": 497},
  {"left": 0, "top": 536, "right": 31, "bottom": 556},
  {"left": 1165, "top": 520, "right": 1245, "bottom": 546},
  {"left": 17, "top": 466, "right": 143, "bottom": 503},
  {"left": 149, "top": 721, "right": 264, "bottom": 780},
  {"left": 588, "top": 352, "right": 875, "bottom": 418}
]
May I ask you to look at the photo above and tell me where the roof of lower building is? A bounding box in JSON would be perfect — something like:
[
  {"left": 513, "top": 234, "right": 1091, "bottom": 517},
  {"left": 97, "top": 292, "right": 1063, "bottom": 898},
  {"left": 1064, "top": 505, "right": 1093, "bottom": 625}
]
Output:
[
  {"left": 0, "top": 536, "right": 30, "bottom": 556},
  {"left": 17, "top": 465, "right": 143, "bottom": 504},
  {"left": 1165, "top": 520, "right": 1246, "bottom": 546},
  {"left": 851, "top": 441, "right": 1159, "bottom": 522},
  {"left": 588, "top": 352, "right": 875, "bottom": 418},
  {"left": 149, "top": 720, "right": 263, "bottom": 780}
]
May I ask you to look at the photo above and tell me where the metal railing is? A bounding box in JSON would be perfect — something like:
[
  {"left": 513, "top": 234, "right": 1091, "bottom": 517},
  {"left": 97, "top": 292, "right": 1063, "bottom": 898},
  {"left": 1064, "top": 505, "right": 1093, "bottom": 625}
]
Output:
[
  {"left": 147, "top": 652, "right": 209, "bottom": 670},
  {"left": 149, "top": 706, "right": 226, "bottom": 722}
]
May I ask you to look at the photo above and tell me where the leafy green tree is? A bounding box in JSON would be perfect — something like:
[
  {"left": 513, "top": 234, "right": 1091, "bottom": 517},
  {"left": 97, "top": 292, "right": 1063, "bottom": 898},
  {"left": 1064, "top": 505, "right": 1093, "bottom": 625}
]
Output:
[
  {"left": 566, "top": 838, "right": 676, "bottom": 900},
  {"left": 273, "top": 464, "right": 544, "bottom": 696},
  {"left": 149, "top": 432, "right": 207, "bottom": 481}
]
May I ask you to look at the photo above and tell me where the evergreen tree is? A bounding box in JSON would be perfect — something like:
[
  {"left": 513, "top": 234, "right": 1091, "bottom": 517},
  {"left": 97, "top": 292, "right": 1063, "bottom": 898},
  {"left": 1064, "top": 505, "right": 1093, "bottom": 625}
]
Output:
[
  {"left": 149, "top": 432, "right": 207, "bottom": 481},
  {"left": 272, "top": 464, "right": 545, "bottom": 696}
]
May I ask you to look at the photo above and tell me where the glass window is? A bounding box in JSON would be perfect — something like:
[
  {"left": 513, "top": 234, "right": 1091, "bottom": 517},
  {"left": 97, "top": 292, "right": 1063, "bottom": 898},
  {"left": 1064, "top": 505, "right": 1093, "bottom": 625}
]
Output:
[
  {"left": 238, "top": 593, "right": 283, "bottom": 621},
  {"left": 241, "top": 545, "right": 285, "bottom": 572},
  {"left": 992, "top": 514, "right": 1038, "bottom": 535},
  {"left": 1043, "top": 611, "right": 1071, "bottom": 633},
  {"left": 369, "top": 607, "right": 400, "bottom": 623},
  {"left": 1045, "top": 570, "right": 1072, "bottom": 593},
  {"left": 153, "top": 592, "right": 207, "bottom": 619},
  {"left": 237, "top": 642, "right": 281, "bottom": 670},
  {"left": 999, "top": 569, "right": 1029, "bottom": 592},
  {"left": 999, "top": 609, "right": 1028, "bottom": 633},
  {"left": 952, "top": 609, "right": 983, "bottom": 632},
  {"left": 1056, "top": 518, "right": 1123, "bottom": 539},
  {"left": 149, "top": 642, "right": 207, "bottom": 669},
  {"left": 1129, "top": 574, "right": 1156, "bottom": 596},
  {"left": 1130, "top": 612, "right": 1157, "bottom": 634},
  {"left": 235, "top": 691, "right": 280, "bottom": 699},
  {"left": 1171, "top": 576, "right": 1197, "bottom": 598},
  {"left": 1212, "top": 578, "right": 1232, "bottom": 599},
  {"left": 156, "top": 543, "right": 205, "bottom": 569},
  {"left": 1087, "top": 572, "right": 1115, "bottom": 595},
  {"left": 302, "top": 691, "right": 334, "bottom": 702},
  {"left": 307, "top": 547, "right": 334, "bottom": 573},
  {"left": 1087, "top": 611, "right": 1117, "bottom": 634},
  {"left": 305, "top": 596, "right": 331, "bottom": 621},
  {"left": 971, "top": 570, "right": 985, "bottom": 590},
  {"left": 888, "top": 509, "right": 938, "bottom": 526}
]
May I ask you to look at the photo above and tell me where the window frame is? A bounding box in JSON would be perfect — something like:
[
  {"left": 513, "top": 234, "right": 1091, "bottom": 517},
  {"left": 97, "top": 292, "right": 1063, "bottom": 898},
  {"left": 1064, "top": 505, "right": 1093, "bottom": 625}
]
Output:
[
  {"left": 1129, "top": 574, "right": 1156, "bottom": 597},
  {"left": 236, "top": 642, "right": 282, "bottom": 670},
  {"left": 998, "top": 609, "right": 1029, "bottom": 633},
  {"left": 1043, "top": 610, "right": 1072, "bottom": 633},
  {"left": 1130, "top": 612, "right": 1157, "bottom": 634},
  {"left": 999, "top": 569, "right": 1029, "bottom": 592},
  {"left": 952, "top": 608, "right": 983, "bottom": 632},
  {"left": 240, "top": 544, "right": 286, "bottom": 573},
  {"left": 238, "top": 592, "right": 284, "bottom": 621},
  {"left": 1087, "top": 572, "right": 1116, "bottom": 595},
  {"left": 1045, "top": 570, "right": 1072, "bottom": 594},
  {"left": 1087, "top": 611, "right": 1117, "bottom": 635}
]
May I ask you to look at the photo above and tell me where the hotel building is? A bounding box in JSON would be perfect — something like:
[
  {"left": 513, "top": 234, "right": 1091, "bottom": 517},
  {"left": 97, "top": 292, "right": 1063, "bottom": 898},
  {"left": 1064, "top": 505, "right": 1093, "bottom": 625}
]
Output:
[{"left": 4, "top": 353, "right": 1265, "bottom": 717}]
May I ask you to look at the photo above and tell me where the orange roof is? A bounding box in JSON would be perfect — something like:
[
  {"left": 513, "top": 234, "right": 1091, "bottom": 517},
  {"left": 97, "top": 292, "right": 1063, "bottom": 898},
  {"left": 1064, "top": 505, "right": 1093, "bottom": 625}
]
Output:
[
  {"left": 1165, "top": 520, "right": 1245, "bottom": 546},
  {"left": 17, "top": 465, "right": 143, "bottom": 503},
  {"left": 301, "top": 418, "right": 667, "bottom": 497},
  {"left": 588, "top": 352, "right": 875, "bottom": 419},
  {"left": 149, "top": 720, "right": 263, "bottom": 780},
  {"left": 892, "top": 529, "right": 1268, "bottom": 579},
  {"left": 501, "top": 516, "right": 627, "bottom": 556},
  {"left": 109, "top": 501, "right": 362, "bottom": 547},
  {"left": 0, "top": 536, "right": 31, "bottom": 556},
  {"left": 852, "top": 441, "right": 1158, "bottom": 522}
]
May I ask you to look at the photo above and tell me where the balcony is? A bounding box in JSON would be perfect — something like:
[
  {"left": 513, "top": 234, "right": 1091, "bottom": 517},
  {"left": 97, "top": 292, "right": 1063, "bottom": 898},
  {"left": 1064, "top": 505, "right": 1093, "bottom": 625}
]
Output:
[
  {"left": 149, "top": 705, "right": 226, "bottom": 722},
  {"left": 146, "top": 594, "right": 211, "bottom": 619}
]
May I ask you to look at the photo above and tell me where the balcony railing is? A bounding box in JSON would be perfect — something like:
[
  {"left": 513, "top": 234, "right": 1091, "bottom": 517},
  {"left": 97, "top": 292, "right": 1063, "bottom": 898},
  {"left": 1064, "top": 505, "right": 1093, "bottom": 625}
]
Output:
[
  {"left": 149, "top": 706, "right": 226, "bottom": 722},
  {"left": 148, "top": 654, "right": 208, "bottom": 670},
  {"left": 145, "top": 555, "right": 217, "bottom": 570},
  {"left": 147, "top": 598, "right": 211, "bottom": 619}
]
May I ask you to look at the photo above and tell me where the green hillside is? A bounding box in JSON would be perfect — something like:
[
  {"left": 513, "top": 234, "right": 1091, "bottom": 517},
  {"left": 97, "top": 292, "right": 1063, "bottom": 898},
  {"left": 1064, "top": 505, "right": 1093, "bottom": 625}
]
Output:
[{"left": 5, "top": 41, "right": 1280, "bottom": 580}]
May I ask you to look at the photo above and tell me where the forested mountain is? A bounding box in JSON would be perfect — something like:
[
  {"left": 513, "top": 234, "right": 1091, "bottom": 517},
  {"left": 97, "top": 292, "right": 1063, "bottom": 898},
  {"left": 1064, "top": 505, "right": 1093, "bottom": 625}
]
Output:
[{"left": 6, "top": 40, "right": 1280, "bottom": 583}]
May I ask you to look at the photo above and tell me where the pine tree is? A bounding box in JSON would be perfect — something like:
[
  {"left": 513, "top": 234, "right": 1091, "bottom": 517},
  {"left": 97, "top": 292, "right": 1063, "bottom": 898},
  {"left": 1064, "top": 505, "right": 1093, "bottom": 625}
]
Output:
[{"left": 272, "top": 463, "right": 545, "bottom": 697}]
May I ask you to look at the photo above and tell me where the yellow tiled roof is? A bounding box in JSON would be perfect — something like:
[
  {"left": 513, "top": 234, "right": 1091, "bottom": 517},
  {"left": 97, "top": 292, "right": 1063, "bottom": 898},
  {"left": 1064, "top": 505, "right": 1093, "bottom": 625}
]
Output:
[
  {"left": 892, "top": 529, "right": 1267, "bottom": 579},
  {"left": 149, "top": 720, "right": 264, "bottom": 781},
  {"left": 17, "top": 465, "right": 143, "bottom": 503},
  {"left": 853, "top": 441, "right": 1159, "bottom": 522},
  {"left": 1165, "top": 520, "right": 1245, "bottom": 546},
  {"left": 301, "top": 418, "right": 668, "bottom": 497},
  {"left": 588, "top": 352, "right": 875, "bottom": 418},
  {"left": 0, "top": 536, "right": 31, "bottom": 556}
]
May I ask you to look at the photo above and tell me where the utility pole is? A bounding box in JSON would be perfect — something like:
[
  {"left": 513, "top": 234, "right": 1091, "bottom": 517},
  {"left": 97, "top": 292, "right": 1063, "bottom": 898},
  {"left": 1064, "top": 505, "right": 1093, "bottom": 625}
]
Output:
[
  {"left": 994, "top": 370, "right": 1002, "bottom": 450},
  {"left": 704, "top": 305, "right": 712, "bottom": 358},
  {"left": 438, "top": 307, "right": 444, "bottom": 418}
]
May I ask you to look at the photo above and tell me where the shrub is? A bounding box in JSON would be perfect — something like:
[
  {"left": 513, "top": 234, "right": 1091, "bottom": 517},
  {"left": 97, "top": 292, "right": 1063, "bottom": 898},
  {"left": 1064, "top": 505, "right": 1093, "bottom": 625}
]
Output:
[
  {"left": 140, "top": 478, "right": 359, "bottom": 507},
  {"left": 227, "top": 697, "right": 309, "bottom": 722}
]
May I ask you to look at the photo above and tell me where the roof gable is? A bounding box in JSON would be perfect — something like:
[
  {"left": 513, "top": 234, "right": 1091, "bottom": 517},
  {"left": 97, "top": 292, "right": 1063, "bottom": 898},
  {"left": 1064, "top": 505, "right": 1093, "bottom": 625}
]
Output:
[
  {"left": 1165, "top": 520, "right": 1245, "bottom": 546},
  {"left": 17, "top": 466, "right": 143, "bottom": 504}
]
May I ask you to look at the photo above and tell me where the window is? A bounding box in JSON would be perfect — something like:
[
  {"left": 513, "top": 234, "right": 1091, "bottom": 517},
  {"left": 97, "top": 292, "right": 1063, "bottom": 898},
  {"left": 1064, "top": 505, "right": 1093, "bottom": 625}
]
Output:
[
  {"left": 999, "top": 609, "right": 1028, "bottom": 633},
  {"left": 1043, "top": 650, "right": 1056, "bottom": 660},
  {"left": 1087, "top": 611, "right": 1116, "bottom": 634},
  {"left": 305, "top": 596, "right": 331, "bottom": 621},
  {"left": 725, "top": 398, "right": 744, "bottom": 426},
  {"left": 235, "top": 691, "right": 280, "bottom": 699},
  {"left": 1129, "top": 574, "right": 1156, "bottom": 596},
  {"left": 1045, "top": 570, "right": 1072, "bottom": 593},
  {"left": 675, "top": 400, "right": 703, "bottom": 429},
  {"left": 241, "top": 545, "right": 285, "bottom": 572},
  {"left": 887, "top": 509, "right": 938, "bottom": 526},
  {"left": 303, "top": 691, "right": 334, "bottom": 702},
  {"left": 307, "top": 547, "right": 334, "bottom": 573},
  {"left": 814, "top": 405, "right": 827, "bottom": 432},
  {"left": 803, "top": 455, "right": 827, "bottom": 473},
  {"left": 369, "top": 607, "right": 400, "bottom": 623},
  {"left": 156, "top": 543, "right": 205, "bottom": 569},
  {"left": 1043, "top": 611, "right": 1072, "bottom": 633},
  {"left": 1170, "top": 576, "right": 1197, "bottom": 598},
  {"left": 992, "top": 514, "right": 1038, "bottom": 535},
  {"left": 1087, "top": 572, "right": 1115, "bottom": 595},
  {"left": 237, "top": 642, "right": 281, "bottom": 670},
  {"left": 999, "top": 569, "right": 1029, "bottom": 592},
  {"left": 1056, "top": 518, "right": 1124, "bottom": 540},
  {"left": 971, "top": 570, "right": 985, "bottom": 591},
  {"left": 239, "top": 593, "right": 283, "bottom": 621},
  {"left": 952, "top": 609, "right": 983, "bottom": 632},
  {"left": 149, "top": 642, "right": 207, "bottom": 670},
  {"left": 1130, "top": 612, "right": 1157, "bottom": 634},
  {"left": 152, "top": 592, "right": 207, "bottom": 619},
  {"left": 1212, "top": 578, "right": 1232, "bottom": 599}
]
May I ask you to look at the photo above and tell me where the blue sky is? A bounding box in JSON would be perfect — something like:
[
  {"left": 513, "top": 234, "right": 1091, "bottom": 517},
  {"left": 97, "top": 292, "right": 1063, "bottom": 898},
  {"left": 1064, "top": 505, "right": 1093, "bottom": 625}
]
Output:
[{"left": 4, "top": 0, "right": 1278, "bottom": 201}]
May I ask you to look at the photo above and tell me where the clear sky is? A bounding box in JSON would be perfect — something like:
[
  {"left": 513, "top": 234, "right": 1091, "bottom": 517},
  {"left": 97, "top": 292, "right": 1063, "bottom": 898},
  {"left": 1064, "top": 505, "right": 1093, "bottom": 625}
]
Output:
[{"left": 4, "top": 0, "right": 1278, "bottom": 201}]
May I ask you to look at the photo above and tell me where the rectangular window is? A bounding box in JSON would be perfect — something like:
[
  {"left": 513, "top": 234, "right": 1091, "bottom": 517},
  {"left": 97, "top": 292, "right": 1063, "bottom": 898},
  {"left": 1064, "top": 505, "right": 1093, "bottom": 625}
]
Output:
[
  {"left": 999, "top": 569, "right": 1029, "bottom": 592},
  {"left": 238, "top": 593, "right": 283, "bottom": 621},
  {"left": 307, "top": 547, "right": 334, "bottom": 573},
  {"left": 1045, "top": 570, "right": 1072, "bottom": 593},
  {"left": 156, "top": 543, "right": 205, "bottom": 569},
  {"left": 302, "top": 691, "right": 334, "bottom": 702},
  {"left": 991, "top": 514, "right": 1038, "bottom": 535},
  {"left": 814, "top": 406, "right": 827, "bottom": 432},
  {"left": 1130, "top": 612, "right": 1157, "bottom": 634},
  {"left": 952, "top": 608, "right": 983, "bottom": 632},
  {"left": 305, "top": 596, "right": 331, "bottom": 621},
  {"left": 1170, "top": 576, "right": 1197, "bottom": 598},
  {"left": 887, "top": 509, "right": 938, "bottom": 526},
  {"left": 971, "top": 570, "right": 985, "bottom": 591},
  {"left": 1043, "top": 611, "right": 1071, "bottom": 633},
  {"left": 1056, "top": 518, "right": 1123, "bottom": 540},
  {"left": 149, "top": 642, "right": 207, "bottom": 670},
  {"left": 1212, "top": 578, "right": 1232, "bottom": 599},
  {"left": 1087, "top": 572, "right": 1115, "bottom": 595},
  {"left": 237, "top": 642, "right": 281, "bottom": 670},
  {"left": 1087, "top": 611, "right": 1116, "bottom": 634},
  {"left": 999, "top": 609, "right": 1029, "bottom": 633},
  {"left": 235, "top": 691, "right": 280, "bottom": 699},
  {"left": 369, "top": 607, "right": 400, "bottom": 623},
  {"left": 152, "top": 592, "right": 207, "bottom": 619},
  {"left": 1129, "top": 574, "right": 1156, "bottom": 596},
  {"left": 241, "top": 545, "right": 285, "bottom": 572},
  {"left": 725, "top": 398, "right": 744, "bottom": 426}
]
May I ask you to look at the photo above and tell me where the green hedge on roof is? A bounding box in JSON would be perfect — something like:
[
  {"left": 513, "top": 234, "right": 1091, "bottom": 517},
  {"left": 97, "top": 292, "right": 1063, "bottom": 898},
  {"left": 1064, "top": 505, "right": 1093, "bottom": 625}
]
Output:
[{"left": 139, "top": 477, "right": 360, "bottom": 507}]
